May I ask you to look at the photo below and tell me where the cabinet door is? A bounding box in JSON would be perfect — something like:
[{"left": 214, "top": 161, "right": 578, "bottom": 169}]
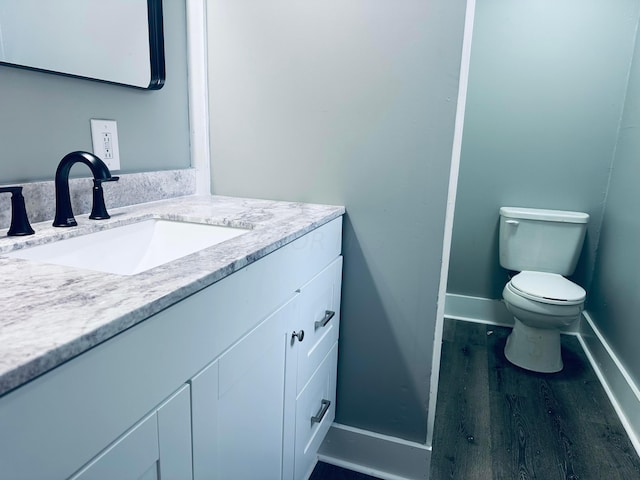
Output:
[
  {"left": 191, "top": 299, "right": 294, "bottom": 480},
  {"left": 69, "top": 385, "right": 192, "bottom": 480}
]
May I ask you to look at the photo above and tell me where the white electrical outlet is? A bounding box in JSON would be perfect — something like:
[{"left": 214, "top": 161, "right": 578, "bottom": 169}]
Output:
[{"left": 90, "top": 119, "right": 121, "bottom": 170}]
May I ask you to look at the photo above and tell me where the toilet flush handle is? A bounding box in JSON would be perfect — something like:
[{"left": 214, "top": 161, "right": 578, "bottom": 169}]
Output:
[{"left": 505, "top": 220, "right": 519, "bottom": 226}]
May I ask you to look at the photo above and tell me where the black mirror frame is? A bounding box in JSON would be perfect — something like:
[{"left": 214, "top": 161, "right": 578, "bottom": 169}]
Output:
[
  {"left": 146, "top": 0, "right": 166, "bottom": 90},
  {"left": 0, "top": 0, "right": 166, "bottom": 90}
]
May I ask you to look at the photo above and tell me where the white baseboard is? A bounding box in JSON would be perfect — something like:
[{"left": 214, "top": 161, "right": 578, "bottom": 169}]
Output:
[
  {"left": 444, "top": 293, "right": 581, "bottom": 334},
  {"left": 317, "top": 423, "right": 431, "bottom": 480},
  {"left": 445, "top": 293, "right": 514, "bottom": 326},
  {"left": 578, "top": 312, "right": 640, "bottom": 456}
]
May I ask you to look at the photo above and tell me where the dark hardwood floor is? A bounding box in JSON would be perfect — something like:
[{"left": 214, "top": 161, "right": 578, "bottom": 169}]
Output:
[
  {"left": 311, "top": 318, "right": 640, "bottom": 479},
  {"left": 430, "top": 319, "right": 640, "bottom": 480},
  {"left": 310, "top": 462, "right": 381, "bottom": 480}
]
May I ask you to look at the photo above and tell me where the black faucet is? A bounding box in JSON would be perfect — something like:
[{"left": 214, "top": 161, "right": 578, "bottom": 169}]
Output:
[
  {"left": 53, "top": 151, "right": 119, "bottom": 227},
  {"left": 0, "top": 186, "right": 35, "bottom": 236}
]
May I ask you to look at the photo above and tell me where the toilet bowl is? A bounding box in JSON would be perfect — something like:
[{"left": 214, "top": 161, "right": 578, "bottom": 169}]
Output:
[{"left": 502, "top": 271, "right": 585, "bottom": 373}]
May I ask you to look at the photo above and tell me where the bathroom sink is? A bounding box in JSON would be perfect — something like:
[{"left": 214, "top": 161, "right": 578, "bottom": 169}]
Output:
[{"left": 6, "top": 219, "right": 249, "bottom": 275}]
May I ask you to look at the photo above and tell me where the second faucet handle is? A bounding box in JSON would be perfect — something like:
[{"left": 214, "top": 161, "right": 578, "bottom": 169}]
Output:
[
  {"left": 89, "top": 177, "right": 119, "bottom": 220},
  {"left": 0, "top": 186, "right": 35, "bottom": 236}
]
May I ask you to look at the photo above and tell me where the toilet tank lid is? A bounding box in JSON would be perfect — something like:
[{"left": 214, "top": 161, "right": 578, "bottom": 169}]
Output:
[{"left": 500, "top": 207, "right": 589, "bottom": 224}]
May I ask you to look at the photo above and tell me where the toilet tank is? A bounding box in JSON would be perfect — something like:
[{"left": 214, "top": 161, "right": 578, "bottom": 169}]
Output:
[{"left": 499, "top": 207, "right": 589, "bottom": 275}]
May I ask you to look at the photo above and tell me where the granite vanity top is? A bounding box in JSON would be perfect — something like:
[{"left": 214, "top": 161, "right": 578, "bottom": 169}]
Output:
[{"left": 0, "top": 195, "right": 344, "bottom": 397}]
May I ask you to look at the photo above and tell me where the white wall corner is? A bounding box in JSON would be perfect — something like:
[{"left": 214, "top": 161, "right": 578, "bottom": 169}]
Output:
[
  {"left": 186, "top": 0, "right": 212, "bottom": 195},
  {"left": 318, "top": 424, "right": 431, "bottom": 480},
  {"left": 426, "top": 0, "right": 477, "bottom": 449}
]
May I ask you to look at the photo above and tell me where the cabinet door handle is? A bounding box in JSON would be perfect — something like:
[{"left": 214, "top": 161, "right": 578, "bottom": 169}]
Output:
[
  {"left": 311, "top": 399, "right": 331, "bottom": 425},
  {"left": 292, "top": 330, "right": 305, "bottom": 342},
  {"left": 315, "top": 310, "right": 335, "bottom": 329}
]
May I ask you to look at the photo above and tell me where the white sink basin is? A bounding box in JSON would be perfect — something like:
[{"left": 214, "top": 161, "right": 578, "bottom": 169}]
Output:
[{"left": 6, "top": 219, "right": 249, "bottom": 275}]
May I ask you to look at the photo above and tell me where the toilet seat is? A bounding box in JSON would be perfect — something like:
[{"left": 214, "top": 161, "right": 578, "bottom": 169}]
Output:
[{"left": 509, "top": 271, "right": 585, "bottom": 306}]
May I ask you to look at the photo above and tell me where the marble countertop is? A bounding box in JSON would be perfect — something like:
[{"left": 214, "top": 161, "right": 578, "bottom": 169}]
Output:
[{"left": 0, "top": 195, "right": 344, "bottom": 397}]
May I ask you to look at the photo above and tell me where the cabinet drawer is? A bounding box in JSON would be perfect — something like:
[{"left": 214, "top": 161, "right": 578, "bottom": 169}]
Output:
[
  {"left": 294, "top": 343, "right": 338, "bottom": 480},
  {"left": 295, "top": 256, "right": 342, "bottom": 394}
]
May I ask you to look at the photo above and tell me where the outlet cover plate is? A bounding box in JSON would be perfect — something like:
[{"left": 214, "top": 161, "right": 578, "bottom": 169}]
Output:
[{"left": 90, "top": 119, "right": 121, "bottom": 170}]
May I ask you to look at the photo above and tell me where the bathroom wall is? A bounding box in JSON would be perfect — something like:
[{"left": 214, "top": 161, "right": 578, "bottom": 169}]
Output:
[
  {"left": 447, "top": 0, "right": 640, "bottom": 299},
  {"left": 0, "top": 1, "right": 191, "bottom": 184},
  {"left": 588, "top": 22, "right": 640, "bottom": 387},
  {"left": 206, "top": 0, "right": 467, "bottom": 442}
]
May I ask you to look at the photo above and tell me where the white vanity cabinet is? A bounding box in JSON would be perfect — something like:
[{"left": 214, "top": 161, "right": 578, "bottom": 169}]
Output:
[
  {"left": 191, "top": 256, "right": 343, "bottom": 480},
  {"left": 0, "top": 216, "right": 342, "bottom": 480}
]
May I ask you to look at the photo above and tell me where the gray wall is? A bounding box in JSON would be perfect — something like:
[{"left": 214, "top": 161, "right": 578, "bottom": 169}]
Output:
[
  {"left": 588, "top": 22, "right": 640, "bottom": 388},
  {"left": 207, "top": 0, "right": 467, "bottom": 442},
  {"left": 448, "top": 0, "right": 640, "bottom": 299},
  {"left": 0, "top": 1, "right": 191, "bottom": 184}
]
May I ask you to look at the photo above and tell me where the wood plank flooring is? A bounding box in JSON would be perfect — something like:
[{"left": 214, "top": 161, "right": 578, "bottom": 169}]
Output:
[
  {"left": 430, "top": 319, "right": 640, "bottom": 480},
  {"left": 311, "top": 318, "right": 640, "bottom": 479},
  {"left": 309, "top": 462, "right": 381, "bottom": 480}
]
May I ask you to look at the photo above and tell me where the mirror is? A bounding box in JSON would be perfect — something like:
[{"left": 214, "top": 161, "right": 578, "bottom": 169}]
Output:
[{"left": 0, "top": 0, "right": 165, "bottom": 89}]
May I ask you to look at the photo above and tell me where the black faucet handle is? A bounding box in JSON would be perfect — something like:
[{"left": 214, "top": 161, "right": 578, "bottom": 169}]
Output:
[
  {"left": 96, "top": 176, "right": 120, "bottom": 184},
  {"left": 0, "top": 186, "right": 35, "bottom": 236},
  {"left": 89, "top": 177, "right": 119, "bottom": 220}
]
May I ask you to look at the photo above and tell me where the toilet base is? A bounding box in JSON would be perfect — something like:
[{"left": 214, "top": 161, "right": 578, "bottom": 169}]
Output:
[{"left": 504, "top": 319, "right": 563, "bottom": 373}]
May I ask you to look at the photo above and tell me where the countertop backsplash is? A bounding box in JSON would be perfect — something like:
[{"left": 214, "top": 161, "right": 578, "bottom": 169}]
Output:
[{"left": 0, "top": 168, "right": 196, "bottom": 230}]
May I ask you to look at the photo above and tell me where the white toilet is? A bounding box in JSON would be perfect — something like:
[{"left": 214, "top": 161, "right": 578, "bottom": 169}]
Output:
[{"left": 499, "top": 207, "right": 589, "bottom": 373}]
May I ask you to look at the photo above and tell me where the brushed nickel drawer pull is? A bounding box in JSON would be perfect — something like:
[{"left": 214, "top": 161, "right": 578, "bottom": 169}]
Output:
[
  {"left": 292, "top": 330, "right": 305, "bottom": 342},
  {"left": 311, "top": 399, "right": 331, "bottom": 424},
  {"left": 315, "top": 310, "right": 335, "bottom": 329}
]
